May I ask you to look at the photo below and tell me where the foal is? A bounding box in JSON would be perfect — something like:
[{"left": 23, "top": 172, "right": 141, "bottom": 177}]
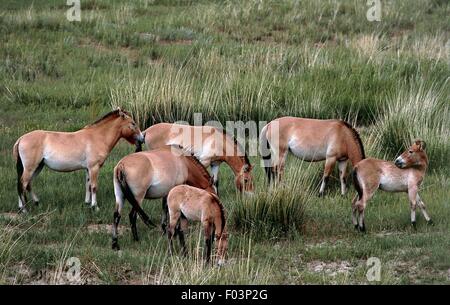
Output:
[
  {"left": 167, "top": 185, "right": 228, "bottom": 265},
  {"left": 13, "top": 108, "right": 143, "bottom": 212},
  {"left": 352, "top": 140, "right": 431, "bottom": 231}
]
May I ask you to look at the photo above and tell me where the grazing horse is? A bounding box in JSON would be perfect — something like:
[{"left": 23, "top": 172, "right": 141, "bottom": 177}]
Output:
[
  {"left": 352, "top": 140, "right": 431, "bottom": 231},
  {"left": 167, "top": 185, "right": 228, "bottom": 265},
  {"left": 111, "top": 146, "right": 216, "bottom": 250},
  {"left": 143, "top": 123, "right": 254, "bottom": 195},
  {"left": 259, "top": 117, "right": 365, "bottom": 195},
  {"left": 13, "top": 108, "right": 144, "bottom": 212}
]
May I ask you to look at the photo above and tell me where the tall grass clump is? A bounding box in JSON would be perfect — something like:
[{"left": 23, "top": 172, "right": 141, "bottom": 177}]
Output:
[
  {"left": 140, "top": 236, "right": 273, "bottom": 284},
  {"left": 231, "top": 165, "right": 315, "bottom": 239},
  {"left": 371, "top": 81, "right": 450, "bottom": 171}
]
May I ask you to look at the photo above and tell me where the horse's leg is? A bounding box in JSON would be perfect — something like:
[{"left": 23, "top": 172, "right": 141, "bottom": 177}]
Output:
[
  {"left": 88, "top": 165, "right": 100, "bottom": 211},
  {"left": 416, "top": 194, "right": 432, "bottom": 224},
  {"left": 319, "top": 157, "right": 336, "bottom": 196},
  {"left": 274, "top": 148, "right": 288, "bottom": 184},
  {"left": 338, "top": 160, "right": 348, "bottom": 195},
  {"left": 112, "top": 178, "right": 124, "bottom": 250},
  {"left": 129, "top": 208, "right": 139, "bottom": 241},
  {"left": 408, "top": 187, "right": 418, "bottom": 229},
  {"left": 84, "top": 170, "right": 91, "bottom": 205},
  {"left": 203, "top": 221, "right": 213, "bottom": 263},
  {"left": 211, "top": 163, "right": 220, "bottom": 195},
  {"left": 18, "top": 169, "right": 35, "bottom": 213},
  {"left": 161, "top": 196, "right": 168, "bottom": 234},
  {"left": 356, "top": 187, "right": 375, "bottom": 232},
  {"left": 179, "top": 215, "right": 188, "bottom": 257},
  {"left": 351, "top": 194, "right": 359, "bottom": 229},
  {"left": 27, "top": 160, "right": 44, "bottom": 206},
  {"left": 167, "top": 209, "right": 180, "bottom": 256}
]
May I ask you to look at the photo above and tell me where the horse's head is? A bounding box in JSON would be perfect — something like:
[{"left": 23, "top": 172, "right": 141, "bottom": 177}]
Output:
[
  {"left": 235, "top": 163, "right": 254, "bottom": 195},
  {"left": 215, "top": 231, "right": 228, "bottom": 266},
  {"left": 117, "top": 108, "right": 144, "bottom": 147},
  {"left": 395, "top": 139, "right": 428, "bottom": 169}
]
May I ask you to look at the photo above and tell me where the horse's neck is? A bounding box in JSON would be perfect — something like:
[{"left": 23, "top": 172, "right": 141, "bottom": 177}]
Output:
[
  {"left": 348, "top": 147, "right": 364, "bottom": 166},
  {"left": 223, "top": 155, "right": 245, "bottom": 176},
  {"left": 217, "top": 134, "right": 245, "bottom": 175},
  {"left": 185, "top": 162, "right": 212, "bottom": 190},
  {"left": 84, "top": 119, "right": 122, "bottom": 152}
]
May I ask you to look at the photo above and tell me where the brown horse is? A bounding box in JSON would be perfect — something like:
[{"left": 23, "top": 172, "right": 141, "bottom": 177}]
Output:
[
  {"left": 167, "top": 185, "right": 228, "bottom": 265},
  {"left": 352, "top": 140, "right": 431, "bottom": 231},
  {"left": 13, "top": 108, "right": 143, "bottom": 213},
  {"left": 259, "top": 117, "right": 365, "bottom": 195},
  {"left": 143, "top": 123, "right": 254, "bottom": 195},
  {"left": 111, "top": 146, "right": 216, "bottom": 250}
]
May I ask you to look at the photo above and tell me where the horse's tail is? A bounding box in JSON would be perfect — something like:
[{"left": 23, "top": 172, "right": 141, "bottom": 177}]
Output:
[
  {"left": 116, "top": 164, "right": 156, "bottom": 228},
  {"left": 259, "top": 124, "right": 273, "bottom": 183},
  {"left": 352, "top": 167, "right": 363, "bottom": 200},
  {"left": 340, "top": 121, "right": 365, "bottom": 167},
  {"left": 13, "top": 139, "right": 24, "bottom": 197}
]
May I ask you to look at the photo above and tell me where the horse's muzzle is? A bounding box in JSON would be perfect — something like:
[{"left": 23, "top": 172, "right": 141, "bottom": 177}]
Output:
[
  {"left": 136, "top": 132, "right": 145, "bottom": 144},
  {"left": 394, "top": 157, "right": 405, "bottom": 168}
]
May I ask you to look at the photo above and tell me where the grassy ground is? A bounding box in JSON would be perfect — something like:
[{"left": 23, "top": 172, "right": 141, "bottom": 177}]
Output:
[{"left": 0, "top": 0, "right": 449, "bottom": 284}]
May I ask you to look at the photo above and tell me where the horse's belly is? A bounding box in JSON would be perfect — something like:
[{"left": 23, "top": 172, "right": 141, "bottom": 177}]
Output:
[
  {"left": 288, "top": 141, "right": 326, "bottom": 161},
  {"left": 146, "top": 182, "right": 175, "bottom": 199},
  {"left": 379, "top": 175, "right": 407, "bottom": 192},
  {"left": 180, "top": 204, "right": 202, "bottom": 221},
  {"left": 44, "top": 157, "right": 84, "bottom": 172}
]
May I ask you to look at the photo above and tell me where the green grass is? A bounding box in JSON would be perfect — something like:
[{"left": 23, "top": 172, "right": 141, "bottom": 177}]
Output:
[{"left": 0, "top": 0, "right": 449, "bottom": 284}]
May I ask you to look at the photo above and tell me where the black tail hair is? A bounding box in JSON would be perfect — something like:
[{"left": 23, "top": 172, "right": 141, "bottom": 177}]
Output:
[
  {"left": 352, "top": 168, "right": 363, "bottom": 200},
  {"left": 117, "top": 168, "right": 156, "bottom": 228},
  {"left": 16, "top": 154, "right": 24, "bottom": 197}
]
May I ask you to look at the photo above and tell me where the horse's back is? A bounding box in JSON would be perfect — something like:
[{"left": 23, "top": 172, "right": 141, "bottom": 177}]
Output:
[
  {"left": 144, "top": 123, "right": 222, "bottom": 165},
  {"left": 123, "top": 149, "right": 188, "bottom": 198},
  {"left": 168, "top": 185, "right": 213, "bottom": 221},
  {"left": 143, "top": 123, "right": 173, "bottom": 149}
]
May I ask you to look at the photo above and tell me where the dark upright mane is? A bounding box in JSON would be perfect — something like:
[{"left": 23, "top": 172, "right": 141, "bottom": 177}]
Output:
[
  {"left": 85, "top": 109, "right": 131, "bottom": 128},
  {"left": 340, "top": 120, "right": 366, "bottom": 159}
]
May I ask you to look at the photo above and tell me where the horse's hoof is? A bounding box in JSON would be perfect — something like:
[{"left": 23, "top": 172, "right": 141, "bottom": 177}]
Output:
[
  {"left": 427, "top": 219, "right": 434, "bottom": 226},
  {"left": 411, "top": 221, "right": 417, "bottom": 230},
  {"left": 354, "top": 224, "right": 359, "bottom": 231},
  {"left": 358, "top": 225, "right": 366, "bottom": 233},
  {"left": 91, "top": 206, "right": 100, "bottom": 212},
  {"left": 112, "top": 241, "right": 120, "bottom": 251},
  {"left": 18, "top": 208, "right": 28, "bottom": 214},
  {"left": 216, "top": 259, "right": 226, "bottom": 267},
  {"left": 34, "top": 201, "right": 39, "bottom": 207}
]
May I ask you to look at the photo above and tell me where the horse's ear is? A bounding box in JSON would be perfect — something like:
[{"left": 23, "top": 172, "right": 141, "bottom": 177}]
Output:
[
  {"left": 415, "top": 139, "right": 426, "bottom": 151},
  {"left": 117, "top": 108, "right": 127, "bottom": 118}
]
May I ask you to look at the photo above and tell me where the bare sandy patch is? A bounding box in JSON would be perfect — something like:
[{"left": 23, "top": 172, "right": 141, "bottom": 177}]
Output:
[
  {"left": 0, "top": 212, "right": 20, "bottom": 220},
  {"left": 307, "top": 260, "right": 354, "bottom": 277},
  {"left": 87, "top": 223, "right": 129, "bottom": 235}
]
